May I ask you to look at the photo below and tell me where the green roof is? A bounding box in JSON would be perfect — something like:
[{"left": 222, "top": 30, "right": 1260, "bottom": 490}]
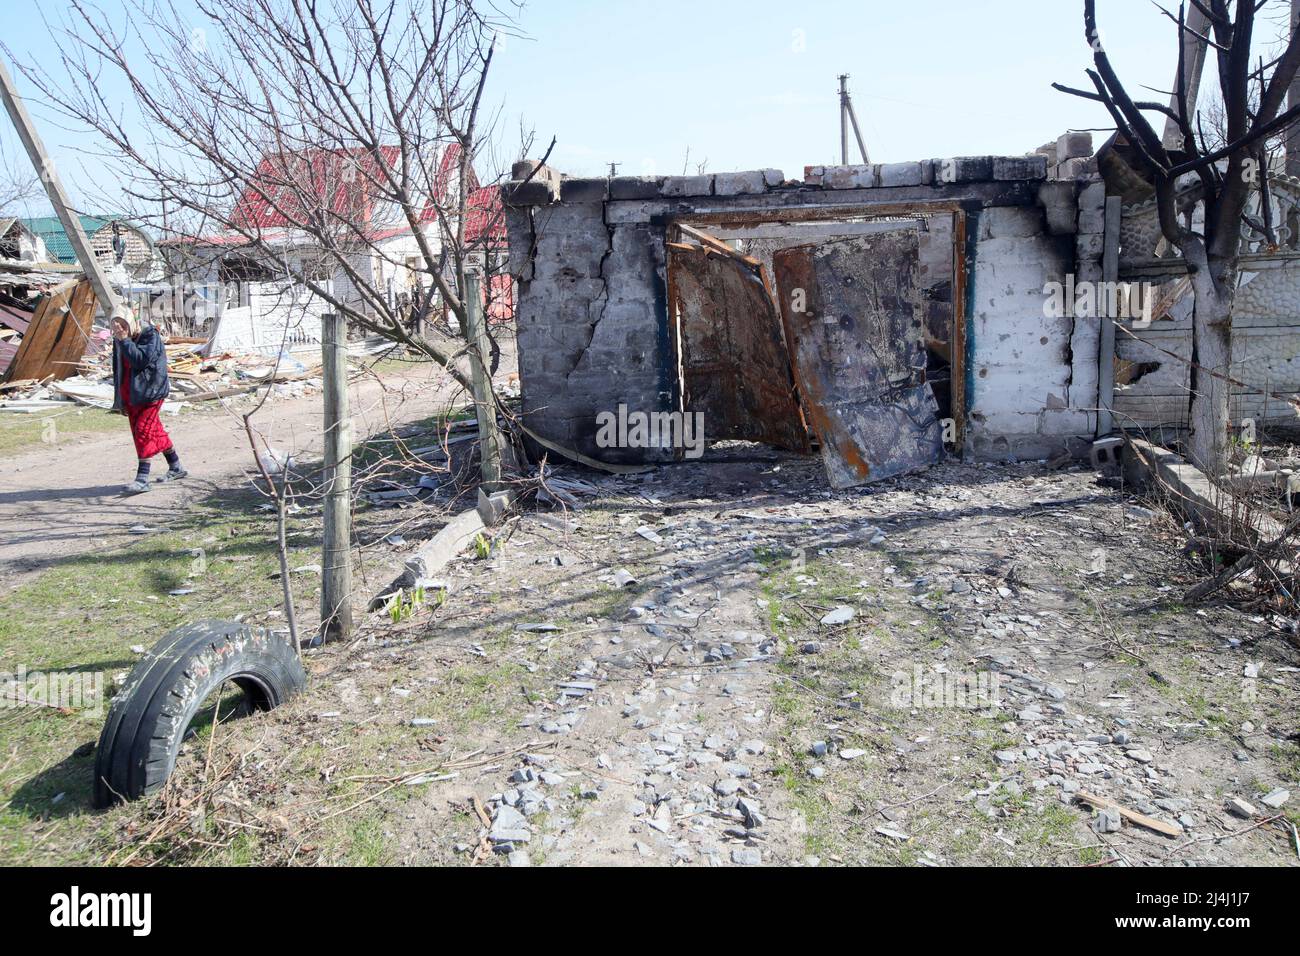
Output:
[{"left": 20, "top": 215, "right": 142, "bottom": 265}]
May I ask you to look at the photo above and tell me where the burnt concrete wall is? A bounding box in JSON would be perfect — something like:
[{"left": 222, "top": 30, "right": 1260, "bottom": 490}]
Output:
[{"left": 504, "top": 156, "right": 1097, "bottom": 463}]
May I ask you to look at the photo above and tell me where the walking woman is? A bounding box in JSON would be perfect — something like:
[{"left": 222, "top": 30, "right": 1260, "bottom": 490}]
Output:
[{"left": 111, "top": 310, "right": 187, "bottom": 494}]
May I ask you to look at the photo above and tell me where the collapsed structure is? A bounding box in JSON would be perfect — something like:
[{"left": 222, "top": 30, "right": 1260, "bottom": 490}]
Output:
[{"left": 501, "top": 136, "right": 1300, "bottom": 485}]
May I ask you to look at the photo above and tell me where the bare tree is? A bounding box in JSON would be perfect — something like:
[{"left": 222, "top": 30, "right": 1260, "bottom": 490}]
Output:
[
  {"left": 0, "top": 139, "right": 39, "bottom": 214},
  {"left": 1055, "top": 0, "right": 1300, "bottom": 473},
  {"left": 7, "top": 0, "right": 525, "bottom": 486}
]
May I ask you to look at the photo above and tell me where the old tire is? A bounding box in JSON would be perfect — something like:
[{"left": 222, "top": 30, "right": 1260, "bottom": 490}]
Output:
[{"left": 93, "top": 620, "right": 306, "bottom": 808}]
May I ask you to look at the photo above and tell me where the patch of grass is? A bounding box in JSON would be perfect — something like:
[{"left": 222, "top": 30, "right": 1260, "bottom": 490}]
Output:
[
  {"left": 0, "top": 408, "right": 132, "bottom": 457},
  {"left": 1268, "top": 742, "right": 1300, "bottom": 785},
  {"left": 0, "top": 487, "right": 314, "bottom": 865},
  {"left": 341, "top": 815, "right": 391, "bottom": 866},
  {"left": 1077, "top": 844, "right": 1106, "bottom": 865},
  {"left": 419, "top": 661, "right": 544, "bottom": 734},
  {"left": 1013, "top": 800, "right": 1081, "bottom": 849}
]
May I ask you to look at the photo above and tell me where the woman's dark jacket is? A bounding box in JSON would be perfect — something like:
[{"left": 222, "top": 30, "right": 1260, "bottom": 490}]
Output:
[{"left": 111, "top": 325, "right": 170, "bottom": 411}]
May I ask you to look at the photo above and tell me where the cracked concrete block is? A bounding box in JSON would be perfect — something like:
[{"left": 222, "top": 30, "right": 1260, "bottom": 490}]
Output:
[
  {"left": 878, "top": 161, "right": 925, "bottom": 188},
  {"left": 981, "top": 206, "right": 1044, "bottom": 239},
  {"left": 1054, "top": 156, "right": 1100, "bottom": 180},
  {"left": 1076, "top": 232, "right": 1105, "bottom": 259},
  {"left": 1078, "top": 181, "right": 1107, "bottom": 234},
  {"left": 609, "top": 176, "right": 663, "bottom": 200},
  {"left": 537, "top": 351, "right": 581, "bottom": 376},
  {"left": 803, "top": 165, "right": 825, "bottom": 185},
  {"left": 713, "top": 170, "right": 768, "bottom": 195},
  {"left": 660, "top": 174, "right": 714, "bottom": 197},
  {"left": 1041, "top": 408, "right": 1094, "bottom": 434},
  {"left": 511, "top": 160, "right": 561, "bottom": 185},
  {"left": 1056, "top": 131, "right": 1094, "bottom": 162},
  {"left": 560, "top": 178, "right": 609, "bottom": 203},
  {"left": 511, "top": 159, "right": 539, "bottom": 180},
  {"left": 821, "top": 164, "right": 875, "bottom": 189},
  {"left": 1037, "top": 182, "right": 1079, "bottom": 236},
  {"left": 929, "top": 156, "right": 995, "bottom": 184},
  {"left": 762, "top": 168, "right": 784, "bottom": 187},
  {"left": 993, "top": 156, "right": 1048, "bottom": 181},
  {"left": 503, "top": 208, "right": 535, "bottom": 277},
  {"left": 503, "top": 180, "right": 556, "bottom": 206}
]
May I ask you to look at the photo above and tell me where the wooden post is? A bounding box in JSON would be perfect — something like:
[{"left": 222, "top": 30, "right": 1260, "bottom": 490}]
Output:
[
  {"left": 464, "top": 273, "right": 503, "bottom": 492},
  {"left": 0, "top": 58, "right": 120, "bottom": 319},
  {"left": 320, "top": 312, "right": 353, "bottom": 642}
]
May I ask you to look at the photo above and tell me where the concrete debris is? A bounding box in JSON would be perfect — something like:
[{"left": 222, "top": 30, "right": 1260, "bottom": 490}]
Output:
[
  {"left": 820, "top": 606, "right": 855, "bottom": 626},
  {"left": 1226, "top": 797, "right": 1258, "bottom": 819},
  {"left": 875, "top": 826, "right": 910, "bottom": 842},
  {"left": 1092, "top": 807, "right": 1121, "bottom": 833},
  {"left": 1260, "top": 788, "right": 1290, "bottom": 809}
]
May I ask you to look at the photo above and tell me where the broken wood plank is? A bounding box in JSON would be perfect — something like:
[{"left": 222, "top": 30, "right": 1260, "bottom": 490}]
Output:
[
  {"left": 676, "top": 223, "right": 763, "bottom": 269},
  {"left": 1, "top": 278, "right": 96, "bottom": 384},
  {"left": 1075, "top": 790, "right": 1183, "bottom": 838}
]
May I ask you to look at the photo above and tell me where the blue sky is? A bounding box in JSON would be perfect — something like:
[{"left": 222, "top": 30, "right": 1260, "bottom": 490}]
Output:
[{"left": 0, "top": 0, "right": 1244, "bottom": 216}]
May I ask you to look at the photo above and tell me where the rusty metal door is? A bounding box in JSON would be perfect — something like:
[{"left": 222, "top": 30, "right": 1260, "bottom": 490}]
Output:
[
  {"left": 773, "top": 229, "right": 942, "bottom": 487},
  {"left": 669, "top": 242, "right": 810, "bottom": 454}
]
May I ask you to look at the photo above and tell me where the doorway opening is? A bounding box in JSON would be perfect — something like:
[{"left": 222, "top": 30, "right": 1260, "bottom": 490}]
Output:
[{"left": 665, "top": 206, "right": 966, "bottom": 487}]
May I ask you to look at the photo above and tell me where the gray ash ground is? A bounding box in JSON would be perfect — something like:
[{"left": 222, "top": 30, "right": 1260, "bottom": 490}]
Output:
[{"left": 160, "top": 447, "right": 1300, "bottom": 866}]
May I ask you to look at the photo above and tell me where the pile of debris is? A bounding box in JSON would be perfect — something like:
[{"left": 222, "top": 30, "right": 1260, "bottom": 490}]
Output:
[
  {"left": 1, "top": 276, "right": 329, "bottom": 416},
  {"left": 2, "top": 334, "right": 326, "bottom": 415}
]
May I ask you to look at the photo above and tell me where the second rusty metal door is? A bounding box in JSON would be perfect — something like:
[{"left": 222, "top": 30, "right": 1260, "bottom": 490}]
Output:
[{"left": 773, "top": 229, "right": 943, "bottom": 488}]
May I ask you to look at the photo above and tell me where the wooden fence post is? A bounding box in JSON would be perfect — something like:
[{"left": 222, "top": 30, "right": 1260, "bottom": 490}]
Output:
[{"left": 321, "top": 312, "right": 353, "bottom": 641}]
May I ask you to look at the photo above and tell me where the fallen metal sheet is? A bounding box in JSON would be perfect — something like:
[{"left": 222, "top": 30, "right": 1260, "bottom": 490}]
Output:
[
  {"left": 0, "top": 302, "right": 32, "bottom": 334},
  {"left": 669, "top": 242, "right": 810, "bottom": 454},
  {"left": 48, "top": 378, "right": 114, "bottom": 408},
  {"left": 774, "top": 229, "right": 942, "bottom": 488}
]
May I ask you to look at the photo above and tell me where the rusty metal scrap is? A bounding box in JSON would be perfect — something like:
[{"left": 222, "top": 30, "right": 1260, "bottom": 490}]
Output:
[{"left": 774, "top": 229, "right": 942, "bottom": 487}]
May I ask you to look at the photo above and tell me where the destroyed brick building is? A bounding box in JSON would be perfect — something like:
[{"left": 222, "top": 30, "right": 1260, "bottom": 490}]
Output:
[{"left": 502, "top": 136, "right": 1300, "bottom": 486}]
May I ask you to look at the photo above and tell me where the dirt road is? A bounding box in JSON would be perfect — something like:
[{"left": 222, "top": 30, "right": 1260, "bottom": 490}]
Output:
[{"left": 0, "top": 366, "right": 453, "bottom": 587}]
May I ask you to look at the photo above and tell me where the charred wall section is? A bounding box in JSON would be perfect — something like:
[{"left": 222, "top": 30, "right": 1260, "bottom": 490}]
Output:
[{"left": 504, "top": 156, "right": 1099, "bottom": 463}]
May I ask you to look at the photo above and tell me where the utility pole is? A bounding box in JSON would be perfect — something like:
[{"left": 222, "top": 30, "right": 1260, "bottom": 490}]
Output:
[
  {"left": 0, "top": 58, "right": 120, "bottom": 318},
  {"left": 320, "top": 312, "right": 353, "bottom": 642},
  {"left": 837, "top": 74, "right": 870, "bottom": 166},
  {"left": 1161, "top": 4, "right": 1212, "bottom": 150}
]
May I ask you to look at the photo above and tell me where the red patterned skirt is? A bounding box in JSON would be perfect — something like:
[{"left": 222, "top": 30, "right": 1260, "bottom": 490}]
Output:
[{"left": 125, "top": 401, "right": 174, "bottom": 460}]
